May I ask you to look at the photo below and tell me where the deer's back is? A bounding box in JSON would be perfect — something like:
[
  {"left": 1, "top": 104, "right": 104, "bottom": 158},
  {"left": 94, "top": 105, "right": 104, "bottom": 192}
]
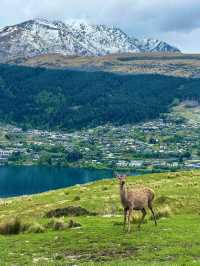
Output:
[{"left": 127, "top": 187, "right": 155, "bottom": 209}]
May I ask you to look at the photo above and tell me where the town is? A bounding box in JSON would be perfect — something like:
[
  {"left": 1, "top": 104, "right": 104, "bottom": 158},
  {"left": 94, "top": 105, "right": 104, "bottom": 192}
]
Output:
[{"left": 1, "top": 103, "right": 200, "bottom": 173}]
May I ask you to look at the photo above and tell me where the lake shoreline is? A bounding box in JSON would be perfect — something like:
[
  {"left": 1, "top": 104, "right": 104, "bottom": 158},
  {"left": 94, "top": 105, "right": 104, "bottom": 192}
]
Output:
[
  {"left": 2, "top": 161, "right": 183, "bottom": 174},
  {"left": 0, "top": 165, "right": 115, "bottom": 198},
  {"left": 0, "top": 164, "right": 185, "bottom": 199}
]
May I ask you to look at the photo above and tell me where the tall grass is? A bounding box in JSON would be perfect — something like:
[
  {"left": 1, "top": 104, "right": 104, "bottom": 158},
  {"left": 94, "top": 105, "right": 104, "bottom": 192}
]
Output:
[{"left": 0, "top": 217, "right": 23, "bottom": 235}]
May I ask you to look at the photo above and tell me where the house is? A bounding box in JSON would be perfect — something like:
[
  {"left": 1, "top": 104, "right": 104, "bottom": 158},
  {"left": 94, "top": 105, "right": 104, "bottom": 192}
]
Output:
[{"left": 0, "top": 149, "right": 13, "bottom": 162}]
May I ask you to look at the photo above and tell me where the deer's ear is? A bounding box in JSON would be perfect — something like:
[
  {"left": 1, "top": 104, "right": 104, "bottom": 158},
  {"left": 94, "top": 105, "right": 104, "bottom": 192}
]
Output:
[{"left": 123, "top": 175, "right": 127, "bottom": 179}]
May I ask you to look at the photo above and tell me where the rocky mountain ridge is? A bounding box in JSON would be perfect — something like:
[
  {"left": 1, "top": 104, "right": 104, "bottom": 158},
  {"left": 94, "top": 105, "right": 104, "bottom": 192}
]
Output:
[{"left": 0, "top": 18, "right": 180, "bottom": 62}]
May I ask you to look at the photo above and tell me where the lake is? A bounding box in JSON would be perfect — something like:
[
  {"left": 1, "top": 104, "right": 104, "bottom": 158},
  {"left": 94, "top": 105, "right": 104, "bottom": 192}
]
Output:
[{"left": 0, "top": 166, "right": 115, "bottom": 198}]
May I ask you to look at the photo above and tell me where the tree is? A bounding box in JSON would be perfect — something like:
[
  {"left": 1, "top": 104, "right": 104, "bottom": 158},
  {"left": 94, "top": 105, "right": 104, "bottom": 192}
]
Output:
[
  {"left": 38, "top": 152, "right": 52, "bottom": 165},
  {"left": 65, "top": 150, "right": 83, "bottom": 162}
]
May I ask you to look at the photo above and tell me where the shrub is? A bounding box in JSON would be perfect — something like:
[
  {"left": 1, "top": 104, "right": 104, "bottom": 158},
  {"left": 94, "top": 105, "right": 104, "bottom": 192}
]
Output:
[
  {"left": 167, "top": 174, "right": 177, "bottom": 179},
  {"left": 151, "top": 206, "right": 172, "bottom": 220},
  {"left": 0, "top": 217, "right": 22, "bottom": 235},
  {"left": 132, "top": 213, "right": 147, "bottom": 224},
  {"left": 175, "top": 183, "right": 183, "bottom": 187},
  {"left": 47, "top": 218, "right": 81, "bottom": 230},
  {"left": 73, "top": 196, "right": 80, "bottom": 201},
  {"left": 67, "top": 219, "right": 81, "bottom": 228},
  {"left": 48, "top": 218, "right": 68, "bottom": 231},
  {"left": 27, "top": 223, "right": 45, "bottom": 233}
]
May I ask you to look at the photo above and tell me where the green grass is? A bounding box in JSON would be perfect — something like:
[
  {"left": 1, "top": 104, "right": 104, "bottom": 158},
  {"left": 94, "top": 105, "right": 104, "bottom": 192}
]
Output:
[{"left": 1, "top": 170, "right": 200, "bottom": 265}]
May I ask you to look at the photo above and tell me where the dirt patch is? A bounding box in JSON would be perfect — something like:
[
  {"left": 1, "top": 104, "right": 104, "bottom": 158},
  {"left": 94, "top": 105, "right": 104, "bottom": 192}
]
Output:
[
  {"left": 64, "top": 247, "right": 137, "bottom": 263},
  {"left": 45, "top": 206, "right": 97, "bottom": 218}
]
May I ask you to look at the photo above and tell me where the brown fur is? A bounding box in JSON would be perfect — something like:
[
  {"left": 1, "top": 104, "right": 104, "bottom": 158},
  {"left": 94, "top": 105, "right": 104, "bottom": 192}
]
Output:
[{"left": 117, "top": 175, "right": 157, "bottom": 232}]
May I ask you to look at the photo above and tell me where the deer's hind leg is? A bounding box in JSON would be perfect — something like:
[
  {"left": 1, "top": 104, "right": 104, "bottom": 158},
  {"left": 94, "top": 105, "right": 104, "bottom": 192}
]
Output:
[
  {"left": 148, "top": 202, "right": 157, "bottom": 226},
  {"left": 138, "top": 208, "right": 146, "bottom": 229}
]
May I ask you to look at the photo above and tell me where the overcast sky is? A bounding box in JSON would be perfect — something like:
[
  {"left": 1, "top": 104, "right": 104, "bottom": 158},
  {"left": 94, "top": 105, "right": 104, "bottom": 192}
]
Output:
[{"left": 0, "top": 0, "right": 200, "bottom": 52}]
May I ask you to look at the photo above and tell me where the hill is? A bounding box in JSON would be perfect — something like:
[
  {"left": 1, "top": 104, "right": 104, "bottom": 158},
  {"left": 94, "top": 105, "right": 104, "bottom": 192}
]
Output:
[
  {"left": 0, "top": 170, "right": 200, "bottom": 265},
  {"left": 1, "top": 64, "right": 200, "bottom": 130},
  {"left": 17, "top": 52, "right": 200, "bottom": 78}
]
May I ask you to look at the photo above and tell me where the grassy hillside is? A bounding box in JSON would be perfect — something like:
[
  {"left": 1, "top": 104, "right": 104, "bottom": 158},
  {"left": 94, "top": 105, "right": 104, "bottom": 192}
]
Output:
[
  {"left": 16, "top": 52, "right": 200, "bottom": 78},
  {"left": 0, "top": 170, "right": 200, "bottom": 265}
]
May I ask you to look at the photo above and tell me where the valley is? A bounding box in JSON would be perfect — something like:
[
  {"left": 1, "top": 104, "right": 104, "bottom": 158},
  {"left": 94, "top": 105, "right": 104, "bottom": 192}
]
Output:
[
  {"left": 0, "top": 20, "right": 200, "bottom": 266},
  {"left": 0, "top": 3, "right": 199, "bottom": 266}
]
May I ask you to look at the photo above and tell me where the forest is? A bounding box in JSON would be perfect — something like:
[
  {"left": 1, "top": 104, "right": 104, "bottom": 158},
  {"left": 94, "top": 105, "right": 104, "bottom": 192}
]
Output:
[{"left": 0, "top": 64, "right": 199, "bottom": 130}]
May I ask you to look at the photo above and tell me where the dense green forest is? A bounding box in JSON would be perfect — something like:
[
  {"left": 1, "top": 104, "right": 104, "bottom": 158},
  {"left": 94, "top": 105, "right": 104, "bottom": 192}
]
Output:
[{"left": 0, "top": 64, "right": 199, "bottom": 130}]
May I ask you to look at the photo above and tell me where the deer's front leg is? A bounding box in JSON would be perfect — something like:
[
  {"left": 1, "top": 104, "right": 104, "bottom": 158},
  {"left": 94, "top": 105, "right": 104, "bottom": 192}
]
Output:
[
  {"left": 123, "top": 208, "right": 128, "bottom": 231},
  {"left": 127, "top": 208, "right": 133, "bottom": 233}
]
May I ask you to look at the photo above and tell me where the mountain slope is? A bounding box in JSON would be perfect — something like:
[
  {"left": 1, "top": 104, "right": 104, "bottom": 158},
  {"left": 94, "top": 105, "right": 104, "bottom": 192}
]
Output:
[
  {"left": 17, "top": 53, "right": 200, "bottom": 78},
  {"left": 0, "top": 64, "right": 198, "bottom": 130},
  {"left": 0, "top": 19, "right": 180, "bottom": 62}
]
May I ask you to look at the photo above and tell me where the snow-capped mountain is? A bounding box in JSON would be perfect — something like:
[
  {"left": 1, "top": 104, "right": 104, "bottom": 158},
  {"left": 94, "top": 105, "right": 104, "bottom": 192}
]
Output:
[
  {"left": 0, "top": 18, "right": 180, "bottom": 62},
  {"left": 134, "top": 38, "right": 180, "bottom": 52}
]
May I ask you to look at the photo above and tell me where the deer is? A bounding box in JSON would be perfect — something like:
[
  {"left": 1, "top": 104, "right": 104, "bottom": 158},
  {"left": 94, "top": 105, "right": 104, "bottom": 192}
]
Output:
[{"left": 117, "top": 174, "right": 157, "bottom": 233}]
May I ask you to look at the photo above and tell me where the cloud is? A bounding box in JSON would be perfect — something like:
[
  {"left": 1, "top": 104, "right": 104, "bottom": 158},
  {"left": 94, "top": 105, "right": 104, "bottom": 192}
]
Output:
[{"left": 0, "top": 0, "right": 200, "bottom": 52}]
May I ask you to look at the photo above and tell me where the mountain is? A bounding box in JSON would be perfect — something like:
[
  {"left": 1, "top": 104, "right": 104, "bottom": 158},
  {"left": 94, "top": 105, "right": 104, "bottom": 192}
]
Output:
[
  {"left": 134, "top": 38, "right": 180, "bottom": 52},
  {"left": 0, "top": 18, "right": 180, "bottom": 62}
]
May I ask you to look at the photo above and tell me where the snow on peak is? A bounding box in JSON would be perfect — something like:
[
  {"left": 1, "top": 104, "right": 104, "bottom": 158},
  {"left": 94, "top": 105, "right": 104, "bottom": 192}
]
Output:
[
  {"left": 136, "top": 38, "right": 180, "bottom": 52},
  {"left": 0, "top": 19, "right": 180, "bottom": 62}
]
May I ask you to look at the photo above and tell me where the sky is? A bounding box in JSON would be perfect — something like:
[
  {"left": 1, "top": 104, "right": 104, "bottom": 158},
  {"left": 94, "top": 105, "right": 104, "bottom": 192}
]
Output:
[{"left": 0, "top": 0, "right": 200, "bottom": 53}]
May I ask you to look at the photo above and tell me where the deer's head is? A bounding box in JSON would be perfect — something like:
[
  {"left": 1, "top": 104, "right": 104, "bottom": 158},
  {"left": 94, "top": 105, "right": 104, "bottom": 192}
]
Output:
[{"left": 116, "top": 174, "right": 127, "bottom": 186}]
